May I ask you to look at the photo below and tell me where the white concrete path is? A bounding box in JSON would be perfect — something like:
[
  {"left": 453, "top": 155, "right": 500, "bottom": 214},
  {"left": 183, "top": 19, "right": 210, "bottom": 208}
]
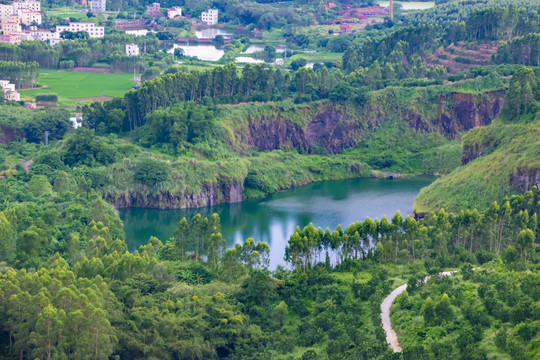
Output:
[{"left": 380, "top": 271, "right": 457, "bottom": 352}]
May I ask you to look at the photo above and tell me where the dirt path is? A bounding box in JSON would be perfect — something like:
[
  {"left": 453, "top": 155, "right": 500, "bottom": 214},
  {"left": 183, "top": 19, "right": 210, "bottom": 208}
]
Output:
[{"left": 381, "top": 271, "right": 457, "bottom": 352}]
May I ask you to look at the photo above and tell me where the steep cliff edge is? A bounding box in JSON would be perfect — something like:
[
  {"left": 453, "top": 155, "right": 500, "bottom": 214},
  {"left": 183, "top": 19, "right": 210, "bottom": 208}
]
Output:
[
  {"left": 100, "top": 88, "right": 505, "bottom": 210},
  {"left": 105, "top": 182, "right": 244, "bottom": 209},
  {"left": 223, "top": 89, "right": 504, "bottom": 155}
]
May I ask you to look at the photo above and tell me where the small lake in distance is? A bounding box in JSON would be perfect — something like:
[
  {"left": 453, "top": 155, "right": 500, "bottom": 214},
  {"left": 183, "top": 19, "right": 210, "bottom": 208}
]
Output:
[{"left": 119, "top": 176, "right": 435, "bottom": 268}]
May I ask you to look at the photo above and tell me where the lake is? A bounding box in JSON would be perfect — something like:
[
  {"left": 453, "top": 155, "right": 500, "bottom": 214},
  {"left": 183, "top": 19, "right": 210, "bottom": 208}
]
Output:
[
  {"left": 119, "top": 176, "right": 435, "bottom": 268},
  {"left": 167, "top": 44, "right": 225, "bottom": 61}
]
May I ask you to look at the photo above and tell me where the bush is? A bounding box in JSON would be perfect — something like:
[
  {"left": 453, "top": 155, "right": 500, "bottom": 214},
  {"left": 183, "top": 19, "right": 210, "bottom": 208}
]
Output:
[
  {"left": 133, "top": 158, "right": 170, "bottom": 186},
  {"left": 35, "top": 94, "right": 58, "bottom": 103}
]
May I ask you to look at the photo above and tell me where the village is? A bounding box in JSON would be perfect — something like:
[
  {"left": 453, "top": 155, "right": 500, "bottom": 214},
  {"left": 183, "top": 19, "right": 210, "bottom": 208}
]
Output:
[{"left": 0, "top": 0, "right": 405, "bottom": 107}]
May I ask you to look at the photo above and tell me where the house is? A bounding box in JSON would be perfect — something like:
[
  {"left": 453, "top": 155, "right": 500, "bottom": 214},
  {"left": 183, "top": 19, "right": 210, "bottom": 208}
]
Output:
[
  {"left": 56, "top": 22, "right": 104, "bottom": 38},
  {"left": 167, "top": 6, "right": 182, "bottom": 19},
  {"left": 90, "top": 0, "right": 106, "bottom": 13},
  {"left": 0, "top": 5, "right": 12, "bottom": 19},
  {"left": 146, "top": 3, "right": 160, "bottom": 17},
  {"left": 324, "top": 2, "right": 336, "bottom": 11},
  {"left": 354, "top": 6, "right": 388, "bottom": 16},
  {"left": 1, "top": 15, "right": 22, "bottom": 34},
  {"left": 0, "top": 33, "right": 30, "bottom": 44},
  {"left": 352, "top": 13, "right": 368, "bottom": 20},
  {"left": 339, "top": 24, "right": 352, "bottom": 33},
  {"left": 201, "top": 9, "right": 218, "bottom": 25},
  {"left": 0, "top": 80, "right": 20, "bottom": 101},
  {"left": 50, "top": 37, "right": 63, "bottom": 47},
  {"left": 20, "top": 11, "right": 41, "bottom": 25},
  {"left": 28, "top": 29, "right": 55, "bottom": 41},
  {"left": 13, "top": 0, "right": 40, "bottom": 13},
  {"left": 125, "top": 43, "right": 139, "bottom": 56}
]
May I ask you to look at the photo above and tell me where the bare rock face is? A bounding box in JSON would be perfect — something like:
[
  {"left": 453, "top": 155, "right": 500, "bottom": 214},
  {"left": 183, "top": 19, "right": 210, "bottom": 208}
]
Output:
[
  {"left": 510, "top": 170, "right": 540, "bottom": 192},
  {"left": 106, "top": 182, "right": 244, "bottom": 209},
  {"left": 245, "top": 109, "right": 361, "bottom": 153},
  {"left": 0, "top": 129, "right": 15, "bottom": 143},
  {"left": 461, "top": 142, "right": 488, "bottom": 165},
  {"left": 435, "top": 91, "right": 504, "bottom": 139},
  {"left": 240, "top": 91, "right": 504, "bottom": 155}
]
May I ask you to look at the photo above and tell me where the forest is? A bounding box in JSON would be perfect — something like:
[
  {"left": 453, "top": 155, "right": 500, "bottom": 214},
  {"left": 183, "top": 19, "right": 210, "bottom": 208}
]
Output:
[{"left": 0, "top": 0, "right": 539, "bottom": 359}]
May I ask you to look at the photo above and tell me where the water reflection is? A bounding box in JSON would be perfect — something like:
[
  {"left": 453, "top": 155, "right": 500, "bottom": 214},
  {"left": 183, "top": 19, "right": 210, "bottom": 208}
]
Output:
[
  {"left": 167, "top": 44, "right": 224, "bottom": 61},
  {"left": 120, "top": 176, "right": 435, "bottom": 268}
]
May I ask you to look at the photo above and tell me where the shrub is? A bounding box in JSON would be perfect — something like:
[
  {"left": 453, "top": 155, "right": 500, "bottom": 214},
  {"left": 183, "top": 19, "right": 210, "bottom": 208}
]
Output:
[
  {"left": 35, "top": 94, "right": 58, "bottom": 103},
  {"left": 133, "top": 158, "right": 170, "bottom": 186}
]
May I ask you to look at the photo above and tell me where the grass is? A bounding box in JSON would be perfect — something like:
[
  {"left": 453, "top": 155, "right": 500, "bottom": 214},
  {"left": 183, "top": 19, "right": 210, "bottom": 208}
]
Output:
[
  {"left": 20, "top": 70, "right": 136, "bottom": 104},
  {"left": 286, "top": 52, "right": 343, "bottom": 65},
  {"left": 415, "top": 111, "right": 540, "bottom": 213}
]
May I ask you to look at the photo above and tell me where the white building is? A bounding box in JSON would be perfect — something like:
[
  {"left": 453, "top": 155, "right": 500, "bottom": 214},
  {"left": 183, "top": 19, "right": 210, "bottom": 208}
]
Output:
[
  {"left": 125, "top": 43, "right": 139, "bottom": 56},
  {"left": 20, "top": 11, "right": 41, "bottom": 25},
  {"left": 50, "top": 37, "right": 64, "bottom": 47},
  {"left": 0, "top": 80, "right": 20, "bottom": 101},
  {"left": 0, "top": 5, "right": 12, "bottom": 19},
  {"left": 201, "top": 9, "right": 218, "bottom": 25},
  {"left": 13, "top": 0, "right": 40, "bottom": 13},
  {"left": 1, "top": 15, "right": 22, "bottom": 34},
  {"left": 56, "top": 22, "right": 104, "bottom": 38},
  {"left": 90, "top": 0, "right": 106, "bottom": 13},
  {"left": 167, "top": 6, "right": 182, "bottom": 19},
  {"left": 28, "top": 29, "right": 55, "bottom": 41},
  {"left": 0, "top": 1, "right": 42, "bottom": 22}
]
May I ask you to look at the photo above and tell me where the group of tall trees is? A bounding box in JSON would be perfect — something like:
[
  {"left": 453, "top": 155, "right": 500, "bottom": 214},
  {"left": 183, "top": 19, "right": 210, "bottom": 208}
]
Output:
[
  {"left": 495, "top": 33, "right": 540, "bottom": 66},
  {"left": 444, "top": 5, "right": 540, "bottom": 43},
  {"left": 0, "top": 33, "right": 159, "bottom": 72},
  {"left": 0, "top": 60, "right": 39, "bottom": 89},
  {"left": 286, "top": 186, "right": 540, "bottom": 271},
  {"left": 502, "top": 66, "right": 539, "bottom": 118}
]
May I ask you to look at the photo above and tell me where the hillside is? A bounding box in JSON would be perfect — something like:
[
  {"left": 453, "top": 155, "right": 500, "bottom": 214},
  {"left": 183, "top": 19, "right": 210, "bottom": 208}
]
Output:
[
  {"left": 98, "top": 82, "right": 504, "bottom": 209},
  {"left": 415, "top": 68, "right": 540, "bottom": 213}
]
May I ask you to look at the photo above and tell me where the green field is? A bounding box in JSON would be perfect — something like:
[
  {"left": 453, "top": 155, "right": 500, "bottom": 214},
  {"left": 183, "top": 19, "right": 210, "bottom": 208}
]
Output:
[{"left": 20, "top": 70, "right": 136, "bottom": 104}]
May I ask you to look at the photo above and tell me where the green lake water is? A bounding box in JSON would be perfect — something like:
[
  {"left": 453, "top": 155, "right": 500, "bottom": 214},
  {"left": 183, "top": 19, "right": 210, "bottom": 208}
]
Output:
[{"left": 119, "top": 176, "right": 435, "bottom": 268}]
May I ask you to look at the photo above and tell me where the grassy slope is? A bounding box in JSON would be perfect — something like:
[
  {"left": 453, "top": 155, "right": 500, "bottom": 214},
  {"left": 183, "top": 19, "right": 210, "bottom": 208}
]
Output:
[
  {"left": 415, "top": 115, "right": 540, "bottom": 213},
  {"left": 20, "top": 70, "right": 135, "bottom": 104}
]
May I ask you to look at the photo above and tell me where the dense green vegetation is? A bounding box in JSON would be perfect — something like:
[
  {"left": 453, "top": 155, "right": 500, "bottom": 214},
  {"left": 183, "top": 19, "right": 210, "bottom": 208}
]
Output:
[
  {"left": 0, "top": 1, "right": 540, "bottom": 359},
  {"left": 0, "top": 32, "right": 162, "bottom": 73},
  {"left": 392, "top": 264, "right": 540, "bottom": 359}
]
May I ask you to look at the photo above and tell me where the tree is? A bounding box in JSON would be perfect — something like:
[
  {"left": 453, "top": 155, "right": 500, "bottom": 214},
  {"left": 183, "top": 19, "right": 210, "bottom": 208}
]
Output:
[
  {"left": 84, "top": 307, "right": 117, "bottom": 360},
  {"left": 0, "top": 211, "right": 16, "bottom": 262},
  {"left": 273, "top": 301, "right": 288, "bottom": 326},
  {"left": 435, "top": 293, "right": 453, "bottom": 322},
  {"left": 174, "top": 217, "right": 189, "bottom": 261},
  {"left": 240, "top": 269, "right": 276, "bottom": 309},
  {"left": 504, "top": 245, "right": 519, "bottom": 264},
  {"left": 30, "top": 305, "right": 66, "bottom": 360},
  {"left": 391, "top": 211, "right": 403, "bottom": 262},
  {"left": 422, "top": 296, "right": 436, "bottom": 325},
  {"left": 290, "top": 58, "right": 307, "bottom": 71},
  {"left": 141, "top": 66, "right": 161, "bottom": 83},
  {"left": 329, "top": 81, "right": 353, "bottom": 102},
  {"left": 214, "top": 35, "right": 225, "bottom": 47},
  {"left": 263, "top": 45, "right": 276, "bottom": 61},
  {"left": 516, "top": 229, "right": 534, "bottom": 261}
]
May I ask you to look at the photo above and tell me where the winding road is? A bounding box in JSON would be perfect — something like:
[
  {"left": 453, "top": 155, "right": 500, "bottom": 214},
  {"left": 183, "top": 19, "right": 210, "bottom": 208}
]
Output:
[{"left": 380, "top": 271, "right": 457, "bottom": 352}]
